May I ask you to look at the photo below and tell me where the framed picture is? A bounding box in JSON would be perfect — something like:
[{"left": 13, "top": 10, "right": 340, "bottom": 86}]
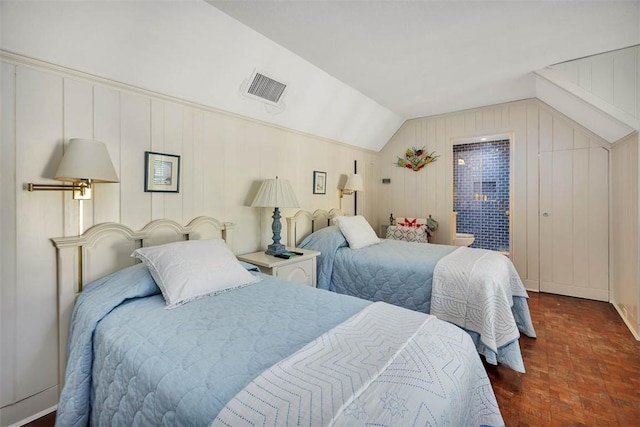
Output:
[
  {"left": 144, "top": 151, "right": 180, "bottom": 193},
  {"left": 313, "top": 170, "right": 326, "bottom": 194}
]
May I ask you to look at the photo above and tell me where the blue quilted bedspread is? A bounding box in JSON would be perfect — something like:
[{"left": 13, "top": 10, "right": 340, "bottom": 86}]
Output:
[
  {"left": 300, "top": 226, "right": 457, "bottom": 311},
  {"left": 55, "top": 263, "right": 370, "bottom": 427},
  {"left": 300, "top": 226, "right": 535, "bottom": 372}
]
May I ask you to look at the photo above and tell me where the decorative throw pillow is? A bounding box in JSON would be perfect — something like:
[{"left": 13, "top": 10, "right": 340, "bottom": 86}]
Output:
[
  {"left": 397, "top": 218, "right": 417, "bottom": 227},
  {"left": 334, "top": 215, "right": 380, "bottom": 249},
  {"left": 132, "top": 239, "right": 260, "bottom": 308},
  {"left": 386, "top": 225, "right": 429, "bottom": 243}
]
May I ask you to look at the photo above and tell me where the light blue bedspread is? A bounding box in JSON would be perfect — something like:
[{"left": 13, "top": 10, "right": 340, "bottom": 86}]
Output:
[
  {"left": 299, "top": 226, "right": 457, "bottom": 311},
  {"left": 56, "top": 263, "right": 370, "bottom": 427},
  {"left": 300, "top": 226, "right": 536, "bottom": 371},
  {"left": 213, "top": 302, "right": 504, "bottom": 427}
]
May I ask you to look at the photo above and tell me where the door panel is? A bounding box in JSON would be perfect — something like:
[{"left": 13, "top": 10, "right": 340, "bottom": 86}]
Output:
[
  {"left": 588, "top": 148, "right": 609, "bottom": 294},
  {"left": 551, "top": 149, "right": 573, "bottom": 285},
  {"left": 539, "top": 147, "right": 609, "bottom": 301},
  {"left": 572, "top": 148, "right": 590, "bottom": 288},
  {"left": 539, "top": 152, "right": 553, "bottom": 285}
]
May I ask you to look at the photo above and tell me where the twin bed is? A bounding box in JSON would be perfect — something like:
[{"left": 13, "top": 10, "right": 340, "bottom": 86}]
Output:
[
  {"left": 54, "top": 216, "right": 505, "bottom": 426},
  {"left": 287, "top": 209, "right": 536, "bottom": 373}
]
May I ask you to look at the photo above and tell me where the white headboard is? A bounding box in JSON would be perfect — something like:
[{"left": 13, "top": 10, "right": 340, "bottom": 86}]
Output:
[
  {"left": 286, "top": 208, "right": 345, "bottom": 247},
  {"left": 51, "top": 216, "right": 234, "bottom": 389}
]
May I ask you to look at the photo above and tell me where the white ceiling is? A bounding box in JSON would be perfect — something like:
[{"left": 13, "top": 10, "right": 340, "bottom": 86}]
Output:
[{"left": 208, "top": 1, "right": 640, "bottom": 120}]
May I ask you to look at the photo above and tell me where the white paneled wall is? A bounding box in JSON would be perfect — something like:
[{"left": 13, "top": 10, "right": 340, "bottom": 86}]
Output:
[
  {"left": 0, "top": 61, "right": 17, "bottom": 410},
  {"left": 611, "top": 133, "right": 640, "bottom": 339},
  {"left": 378, "top": 99, "right": 610, "bottom": 292},
  {"left": 15, "top": 67, "right": 62, "bottom": 402},
  {"left": 0, "top": 54, "right": 377, "bottom": 425}
]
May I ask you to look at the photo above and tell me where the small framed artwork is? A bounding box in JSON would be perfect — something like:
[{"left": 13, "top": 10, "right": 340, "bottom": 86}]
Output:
[
  {"left": 313, "top": 170, "right": 327, "bottom": 194},
  {"left": 144, "top": 151, "right": 180, "bottom": 193}
]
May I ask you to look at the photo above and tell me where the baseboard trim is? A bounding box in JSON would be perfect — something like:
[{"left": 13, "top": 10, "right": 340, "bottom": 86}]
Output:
[
  {"left": 0, "top": 386, "right": 58, "bottom": 427},
  {"left": 523, "top": 279, "right": 539, "bottom": 293},
  {"left": 612, "top": 302, "right": 640, "bottom": 341},
  {"left": 7, "top": 405, "right": 56, "bottom": 427}
]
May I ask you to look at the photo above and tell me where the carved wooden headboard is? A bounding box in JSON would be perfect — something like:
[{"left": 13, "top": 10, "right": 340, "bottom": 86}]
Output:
[
  {"left": 286, "top": 208, "right": 345, "bottom": 247},
  {"left": 51, "top": 216, "right": 234, "bottom": 389}
]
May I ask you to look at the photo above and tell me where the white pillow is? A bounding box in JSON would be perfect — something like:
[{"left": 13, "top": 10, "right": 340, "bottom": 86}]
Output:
[
  {"left": 132, "top": 239, "right": 260, "bottom": 308},
  {"left": 334, "top": 215, "right": 380, "bottom": 249}
]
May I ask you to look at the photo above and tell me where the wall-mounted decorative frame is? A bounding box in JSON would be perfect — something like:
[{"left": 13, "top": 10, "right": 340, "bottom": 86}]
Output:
[
  {"left": 144, "top": 151, "right": 180, "bottom": 193},
  {"left": 313, "top": 170, "right": 327, "bottom": 194}
]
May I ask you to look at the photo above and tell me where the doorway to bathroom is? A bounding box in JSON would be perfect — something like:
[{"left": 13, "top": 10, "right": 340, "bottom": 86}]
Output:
[{"left": 453, "top": 138, "right": 511, "bottom": 255}]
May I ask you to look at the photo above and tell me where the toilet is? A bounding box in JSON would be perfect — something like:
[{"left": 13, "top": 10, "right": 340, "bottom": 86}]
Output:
[
  {"left": 450, "top": 212, "right": 475, "bottom": 247},
  {"left": 454, "top": 232, "right": 475, "bottom": 247}
]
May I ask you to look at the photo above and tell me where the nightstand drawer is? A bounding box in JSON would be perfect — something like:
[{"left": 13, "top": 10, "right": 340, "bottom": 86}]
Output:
[{"left": 272, "top": 258, "right": 314, "bottom": 286}]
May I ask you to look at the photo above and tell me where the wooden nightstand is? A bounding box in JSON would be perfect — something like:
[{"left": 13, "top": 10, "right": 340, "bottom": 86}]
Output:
[{"left": 237, "top": 248, "right": 320, "bottom": 287}]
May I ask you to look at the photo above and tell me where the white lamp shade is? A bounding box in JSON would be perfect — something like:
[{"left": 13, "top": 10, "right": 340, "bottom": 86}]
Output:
[
  {"left": 251, "top": 177, "right": 299, "bottom": 208},
  {"left": 343, "top": 173, "right": 364, "bottom": 192},
  {"left": 55, "top": 138, "right": 119, "bottom": 183}
]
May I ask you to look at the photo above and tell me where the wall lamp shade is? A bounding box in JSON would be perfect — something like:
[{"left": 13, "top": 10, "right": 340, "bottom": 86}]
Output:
[
  {"left": 251, "top": 177, "right": 299, "bottom": 255},
  {"left": 28, "top": 138, "right": 119, "bottom": 200},
  {"left": 341, "top": 173, "right": 364, "bottom": 197}
]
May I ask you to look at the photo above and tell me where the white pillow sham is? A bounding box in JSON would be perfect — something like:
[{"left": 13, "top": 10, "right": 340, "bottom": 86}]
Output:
[
  {"left": 334, "top": 215, "right": 380, "bottom": 249},
  {"left": 131, "top": 239, "right": 260, "bottom": 308}
]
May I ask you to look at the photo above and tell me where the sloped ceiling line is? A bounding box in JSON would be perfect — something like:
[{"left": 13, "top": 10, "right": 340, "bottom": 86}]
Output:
[
  {"left": 535, "top": 71, "right": 636, "bottom": 144},
  {"left": 208, "top": 0, "right": 640, "bottom": 124}
]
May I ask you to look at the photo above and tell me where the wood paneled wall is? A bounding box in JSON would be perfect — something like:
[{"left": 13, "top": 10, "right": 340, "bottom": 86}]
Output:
[
  {"left": 377, "top": 99, "right": 610, "bottom": 291},
  {"left": 0, "top": 54, "right": 377, "bottom": 424},
  {"left": 611, "top": 133, "right": 640, "bottom": 339}
]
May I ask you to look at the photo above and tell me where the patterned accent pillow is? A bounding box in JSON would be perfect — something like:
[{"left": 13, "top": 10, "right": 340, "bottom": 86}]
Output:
[
  {"left": 397, "top": 218, "right": 418, "bottom": 227},
  {"left": 385, "top": 225, "right": 429, "bottom": 243},
  {"left": 396, "top": 217, "right": 427, "bottom": 228}
]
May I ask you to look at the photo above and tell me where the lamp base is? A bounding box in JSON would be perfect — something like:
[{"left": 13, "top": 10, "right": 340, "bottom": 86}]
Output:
[
  {"left": 265, "top": 206, "right": 286, "bottom": 256},
  {"left": 265, "top": 243, "right": 287, "bottom": 256}
]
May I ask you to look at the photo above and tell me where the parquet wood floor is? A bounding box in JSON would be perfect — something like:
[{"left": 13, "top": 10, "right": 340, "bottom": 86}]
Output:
[
  {"left": 486, "top": 292, "right": 640, "bottom": 426},
  {"left": 25, "top": 292, "right": 640, "bottom": 427}
]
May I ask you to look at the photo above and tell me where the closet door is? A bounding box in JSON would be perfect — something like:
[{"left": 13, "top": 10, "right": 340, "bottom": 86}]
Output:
[{"left": 539, "top": 147, "right": 609, "bottom": 301}]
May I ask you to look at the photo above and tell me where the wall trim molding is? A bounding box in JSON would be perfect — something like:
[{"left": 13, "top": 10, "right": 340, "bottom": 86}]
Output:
[
  {"left": 404, "top": 98, "right": 534, "bottom": 124},
  {"left": 405, "top": 97, "right": 613, "bottom": 151},
  {"left": 610, "top": 130, "right": 639, "bottom": 148},
  {"left": 0, "top": 387, "right": 58, "bottom": 427}
]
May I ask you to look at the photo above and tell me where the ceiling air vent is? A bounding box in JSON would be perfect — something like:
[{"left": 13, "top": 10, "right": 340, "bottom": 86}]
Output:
[{"left": 243, "top": 71, "right": 287, "bottom": 106}]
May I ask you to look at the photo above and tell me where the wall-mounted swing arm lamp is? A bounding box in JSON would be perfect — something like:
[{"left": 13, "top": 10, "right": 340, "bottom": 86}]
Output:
[
  {"left": 339, "top": 173, "right": 364, "bottom": 212},
  {"left": 340, "top": 173, "right": 364, "bottom": 198},
  {"left": 27, "top": 138, "right": 119, "bottom": 200}
]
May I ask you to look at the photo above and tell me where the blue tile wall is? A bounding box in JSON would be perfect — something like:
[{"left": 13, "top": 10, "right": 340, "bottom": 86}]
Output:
[{"left": 453, "top": 140, "right": 510, "bottom": 252}]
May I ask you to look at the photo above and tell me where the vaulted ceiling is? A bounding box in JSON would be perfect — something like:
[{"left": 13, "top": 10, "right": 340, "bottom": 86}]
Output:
[
  {"left": 209, "top": 1, "right": 640, "bottom": 120},
  {"left": 2, "top": 1, "right": 638, "bottom": 151}
]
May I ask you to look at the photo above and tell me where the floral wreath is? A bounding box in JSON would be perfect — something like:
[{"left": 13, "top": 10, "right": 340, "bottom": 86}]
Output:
[{"left": 395, "top": 147, "right": 439, "bottom": 171}]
